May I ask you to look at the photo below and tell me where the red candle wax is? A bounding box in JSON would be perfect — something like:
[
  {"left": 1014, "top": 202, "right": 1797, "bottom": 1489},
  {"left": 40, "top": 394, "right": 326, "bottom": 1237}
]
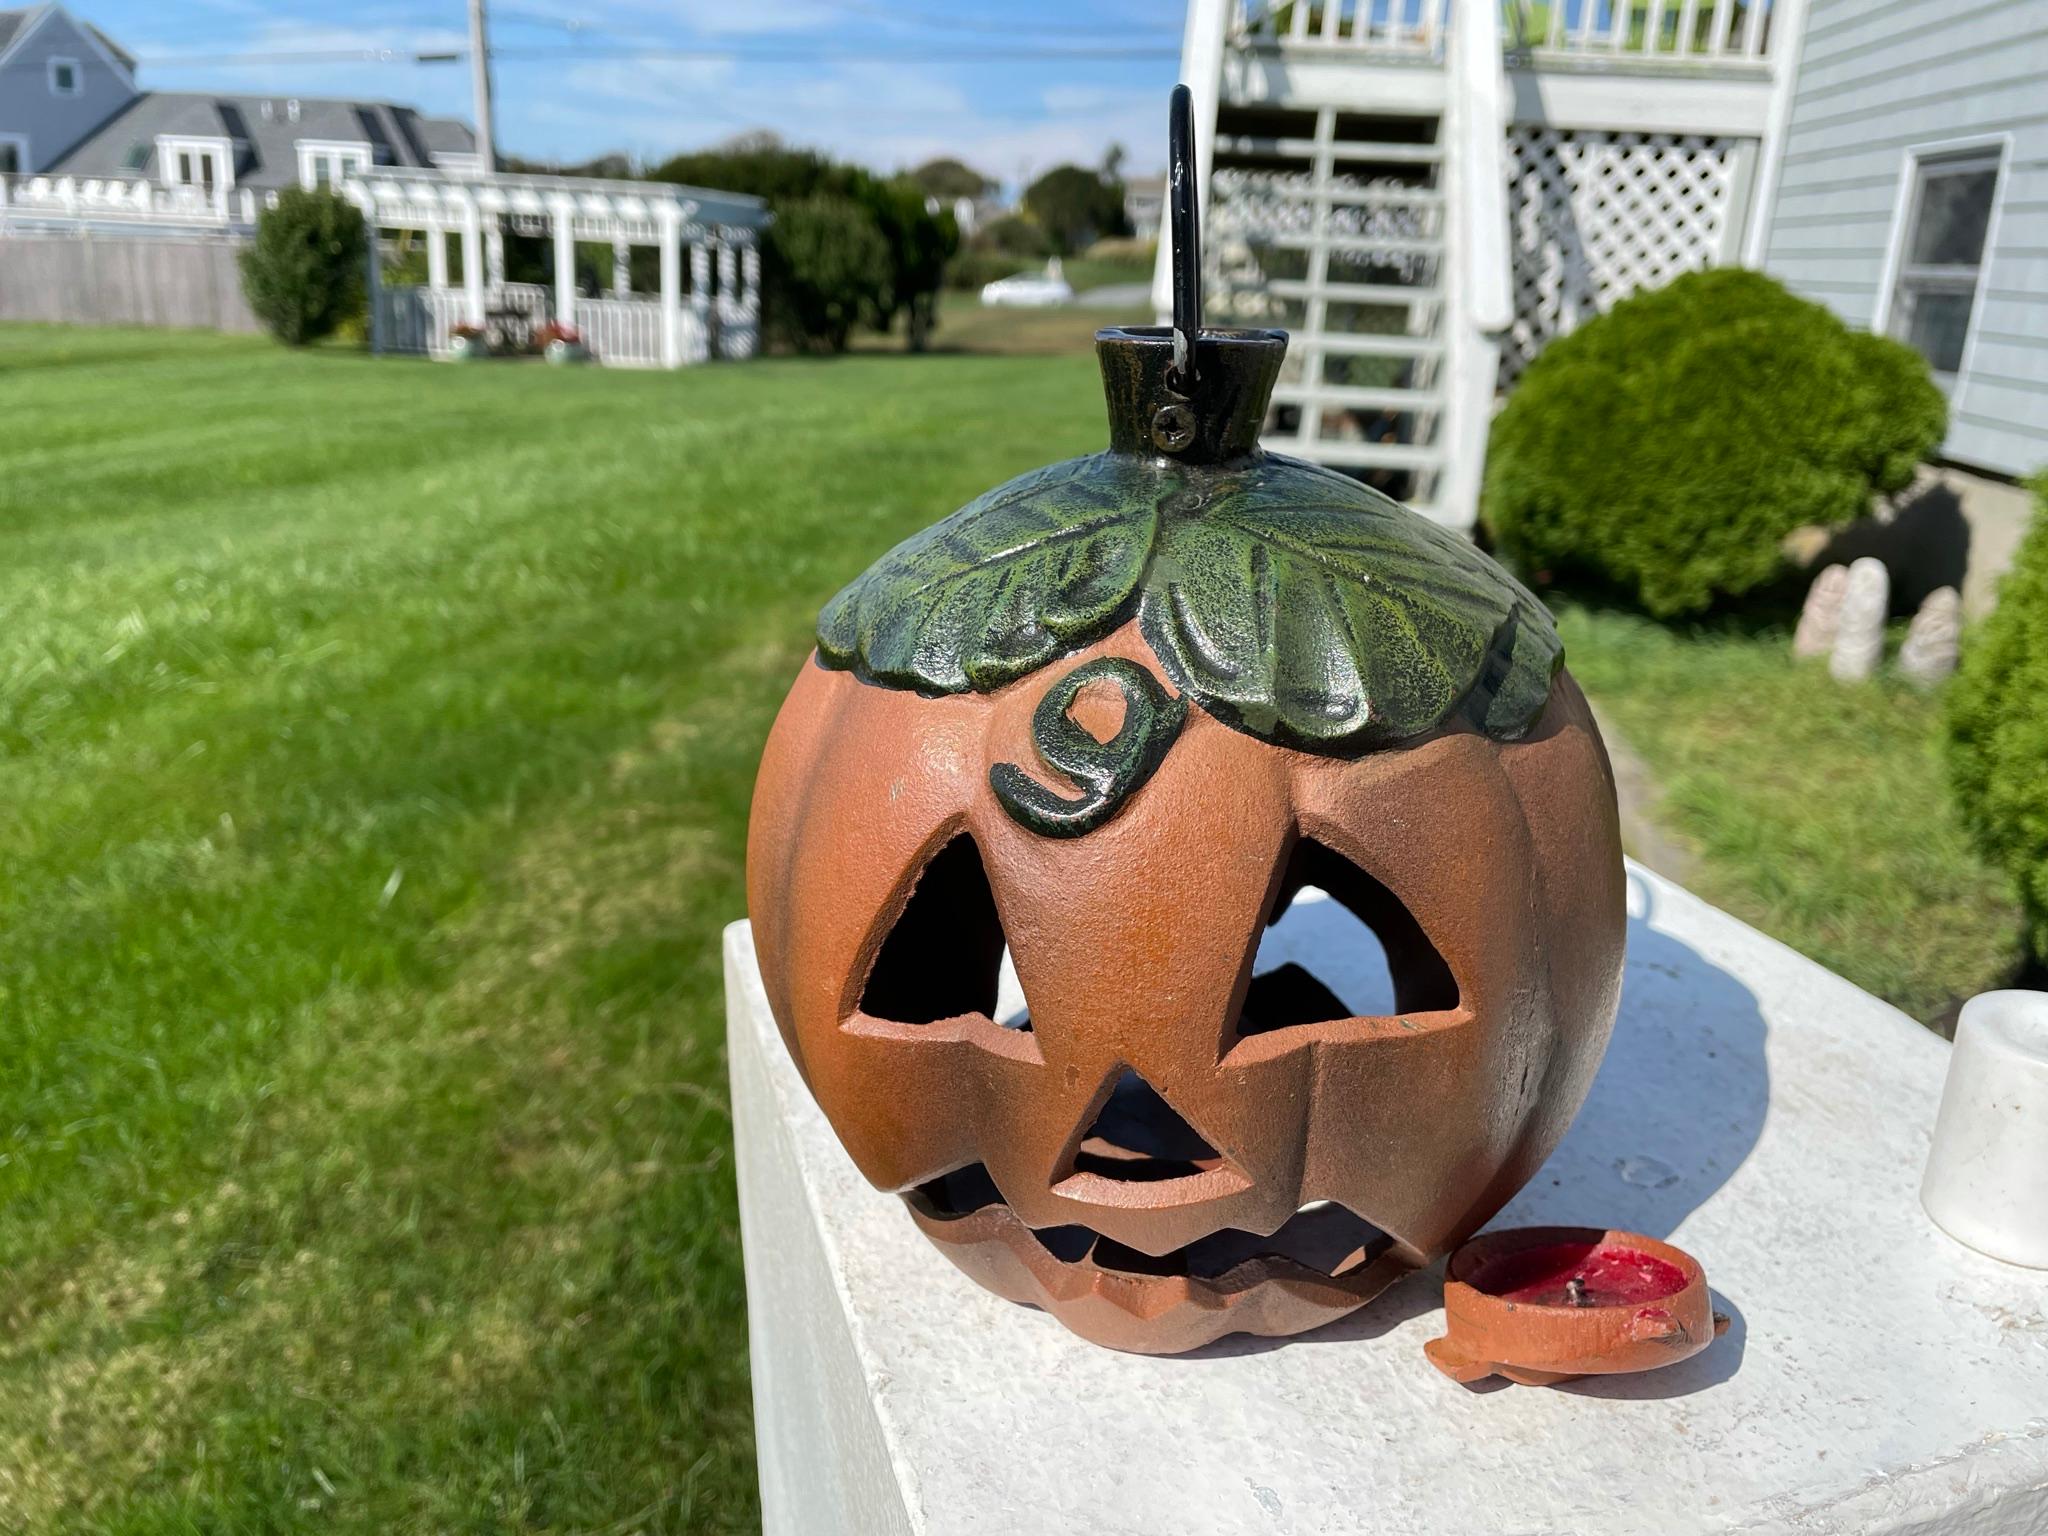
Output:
[{"left": 1468, "top": 1240, "right": 1688, "bottom": 1308}]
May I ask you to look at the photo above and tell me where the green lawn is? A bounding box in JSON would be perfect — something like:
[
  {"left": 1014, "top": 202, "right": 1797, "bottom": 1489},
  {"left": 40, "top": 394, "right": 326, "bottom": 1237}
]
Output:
[
  {"left": 1558, "top": 602, "right": 2023, "bottom": 1027},
  {"left": 0, "top": 324, "right": 1105, "bottom": 1533},
  {"left": 0, "top": 320, "right": 2025, "bottom": 1529}
]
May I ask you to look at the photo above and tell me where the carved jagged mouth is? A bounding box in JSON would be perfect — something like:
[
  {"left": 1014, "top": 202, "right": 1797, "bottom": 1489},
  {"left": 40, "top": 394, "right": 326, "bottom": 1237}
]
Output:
[{"left": 905, "top": 1163, "right": 1392, "bottom": 1282}]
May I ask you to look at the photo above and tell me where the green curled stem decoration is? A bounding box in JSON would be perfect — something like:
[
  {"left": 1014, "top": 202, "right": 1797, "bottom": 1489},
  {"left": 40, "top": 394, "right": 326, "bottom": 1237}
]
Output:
[{"left": 990, "top": 657, "right": 1188, "bottom": 839}]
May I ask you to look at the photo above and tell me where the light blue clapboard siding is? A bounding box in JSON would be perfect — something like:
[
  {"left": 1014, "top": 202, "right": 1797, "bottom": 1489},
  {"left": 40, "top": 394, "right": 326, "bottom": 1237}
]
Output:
[
  {"left": 1762, "top": 0, "right": 2048, "bottom": 476},
  {"left": 0, "top": 8, "right": 137, "bottom": 174}
]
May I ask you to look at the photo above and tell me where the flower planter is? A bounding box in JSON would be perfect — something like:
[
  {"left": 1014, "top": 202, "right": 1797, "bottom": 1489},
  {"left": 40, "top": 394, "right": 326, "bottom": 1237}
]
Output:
[
  {"left": 447, "top": 336, "right": 491, "bottom": 363},
  {"left": 544, "top": 340, "right": 591, "bottom": 366},
  {"left": 1426, "top": 1227, "right": 1728, "bottom": 1387}
]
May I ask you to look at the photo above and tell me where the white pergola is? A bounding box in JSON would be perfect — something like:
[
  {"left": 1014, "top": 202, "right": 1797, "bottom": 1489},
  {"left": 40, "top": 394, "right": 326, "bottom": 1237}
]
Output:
[{"left": 347, "top": 167, "right": 771, "bottom": 369}]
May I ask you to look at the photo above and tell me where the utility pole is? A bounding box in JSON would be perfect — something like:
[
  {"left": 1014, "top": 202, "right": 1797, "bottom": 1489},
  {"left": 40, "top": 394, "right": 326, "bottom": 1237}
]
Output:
[
  {"left": 468, "top": 0, "right": 497, "bottom": 173},
  {"left": 467, "top": 0, "right": 503, "bottom": 292}
]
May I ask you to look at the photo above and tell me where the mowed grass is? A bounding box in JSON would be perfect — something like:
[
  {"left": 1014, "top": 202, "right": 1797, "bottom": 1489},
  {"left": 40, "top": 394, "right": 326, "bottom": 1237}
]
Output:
[
  {"left": 1557, "top": 601, "right": 2024, "bottom": 1027},
  {"left": 0, "top": 324, "right": 1106, "bottom": 1532},
  {"left": 0, "top": 318, "right": 2025, "bottom": 1528}
]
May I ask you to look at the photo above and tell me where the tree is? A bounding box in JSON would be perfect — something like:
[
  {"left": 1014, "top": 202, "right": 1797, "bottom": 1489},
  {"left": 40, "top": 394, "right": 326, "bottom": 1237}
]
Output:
[
  {"left": 769, "top": 197, "right": 892, "bottom": 353},
  {"left": 239, "top": 187, "right": 368, "bottom": 347},
  {"left": 869, "top": 175, "right": 959, "bottom": 351},
  {"left": 911, "top": 157, "right": 995, "bottom": 202},
  {"left": 1022, "top": 163, "right": 1131, "bottom": 256},
  {"left": 650, "top": 140, "right": 955, "bottom": 353}
]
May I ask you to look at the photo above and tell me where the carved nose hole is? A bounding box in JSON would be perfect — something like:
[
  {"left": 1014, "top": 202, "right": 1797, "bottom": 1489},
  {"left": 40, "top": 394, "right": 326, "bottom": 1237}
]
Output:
[
  {"left": 858, "top": 833, "right": 1005, "bottom": 1024},
  {"left": 1066, "top": 1069, "right": 1230, "bottom": 1184},
  {"left": 1232, "top": 838, "right": 1459, "bottom": 1044}
]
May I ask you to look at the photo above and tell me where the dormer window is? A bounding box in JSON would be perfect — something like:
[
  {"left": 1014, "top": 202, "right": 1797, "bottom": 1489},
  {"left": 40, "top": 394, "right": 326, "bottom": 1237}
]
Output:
[
  {"left": 297, "top": 141, "right": 371, "bottom": 190},
  {"left": 48, "top": 58, "right": 81, "bottom": 96}
]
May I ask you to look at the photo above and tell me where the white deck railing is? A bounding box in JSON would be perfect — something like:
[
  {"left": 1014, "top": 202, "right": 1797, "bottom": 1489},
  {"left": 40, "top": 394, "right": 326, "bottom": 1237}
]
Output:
[
  {"left": 0, "top": 174, "right": 265, "bottom": 231},
  {"left": 1233, "top": 0, "right": 1773, "bottom": 62}
]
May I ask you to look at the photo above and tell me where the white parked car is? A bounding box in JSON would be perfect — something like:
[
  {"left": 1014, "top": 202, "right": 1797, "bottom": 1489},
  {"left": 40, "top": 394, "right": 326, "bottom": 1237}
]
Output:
[{"left": 981, "top": 257, "right": 1073, "bottom": 308}]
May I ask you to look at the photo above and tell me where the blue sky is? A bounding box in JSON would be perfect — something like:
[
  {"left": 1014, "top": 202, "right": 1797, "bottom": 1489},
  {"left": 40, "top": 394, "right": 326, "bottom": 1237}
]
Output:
[{"left": 79, "top": 0, "right": 1188, "bottom": 187}]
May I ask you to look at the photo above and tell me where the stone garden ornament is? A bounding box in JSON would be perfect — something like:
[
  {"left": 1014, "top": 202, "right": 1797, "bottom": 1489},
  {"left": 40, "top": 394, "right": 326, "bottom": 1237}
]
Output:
[
  {"left": 1829, "top": 556, "right": 1890, "bottom": 683},
  {"left": 1792, "top": 563, "right": 1847, "bottom": 660},
  {"left": 747, "top": 90, "right": 1628, "bottom": 1354},
  {"left": 1898, "top": 586, "right": 1961, "bottom": 688}
]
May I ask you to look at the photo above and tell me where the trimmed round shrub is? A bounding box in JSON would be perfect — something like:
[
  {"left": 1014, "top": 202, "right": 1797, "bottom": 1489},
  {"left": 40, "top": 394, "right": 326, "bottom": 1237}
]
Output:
[
  {"left": 1482, "top": 268, "right": 1947, "bottom": 617},
  {"left": 1947, "top": 477, "right": 2048, "bottom": 960},
  {"left": 239, "top": 187, "right": 369, "bottom": 347}
]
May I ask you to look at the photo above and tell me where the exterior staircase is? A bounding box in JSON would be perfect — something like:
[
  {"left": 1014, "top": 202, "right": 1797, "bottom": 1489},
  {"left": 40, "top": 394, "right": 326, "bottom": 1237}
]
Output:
[{"left": 1159, "top": 0, "right": 1790, "bottom": 533}]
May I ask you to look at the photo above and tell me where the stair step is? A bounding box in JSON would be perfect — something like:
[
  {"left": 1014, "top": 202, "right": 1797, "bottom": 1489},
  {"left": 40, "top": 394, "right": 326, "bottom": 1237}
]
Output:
[
  {"left": 1261, "top": 279, "right": 1443, "bottom": 305},
  {"left": 1253, "top": 232, "right": 1441, "bottom": 257},
  {"left": 1314, "top": 332, "right": 1445, "bottom": 358},
  {"left": 1273, "top": 384, "right": 1443, "bottom": 412},
  {"left": 1324, "top": 187, "right": 1445, "bottom": 209},
  {"left": 1262, "top": 436, "right": 1444, "bottom": 471},
  {"left": 1216, "top": 135, "right": 1443, "bottom": 165},
  {"left": 1330, "top": 140, "right": 1444, "bottom": 164}
]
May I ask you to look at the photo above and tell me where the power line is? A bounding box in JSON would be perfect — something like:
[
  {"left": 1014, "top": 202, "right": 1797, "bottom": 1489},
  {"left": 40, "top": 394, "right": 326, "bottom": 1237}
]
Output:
[{"left": 136, "top": 41, "right": 1184, "bottom": 67}]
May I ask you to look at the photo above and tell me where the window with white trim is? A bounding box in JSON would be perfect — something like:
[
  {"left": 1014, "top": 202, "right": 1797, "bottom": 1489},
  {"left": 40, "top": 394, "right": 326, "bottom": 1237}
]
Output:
[
  {"left": 298, "top": 142, "right": 371, "bottom": 190},
  {"left": 48, "top": 57, "right": 80, "bottom": 95},
  {"left": 1887, "top": 149, "right": 2002, "bottom": 382}
]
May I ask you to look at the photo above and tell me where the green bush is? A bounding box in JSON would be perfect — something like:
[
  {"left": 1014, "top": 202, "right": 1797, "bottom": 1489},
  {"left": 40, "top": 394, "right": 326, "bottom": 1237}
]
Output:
[
  {"left": 767, "top": 196, "right": 892, "bottom": 353},
  {"left": 239, "top": 187, "right": 368, "bottom": 346},
  {"left": 1482, "top": 268, "right": 1946, "bottom": 617},
  {"left": 1947, "top": 476, "right": 2048, "bottom": 960}
]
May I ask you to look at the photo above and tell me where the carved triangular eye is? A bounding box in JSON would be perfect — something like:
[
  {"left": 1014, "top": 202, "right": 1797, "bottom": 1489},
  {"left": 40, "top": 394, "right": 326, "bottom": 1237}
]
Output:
[
  {"left": 859, "top": 833, "right": 1005, "bottom": 1024},
  {"left": 1232, "top": 838, "right": 1459, "bottom": 1044}
]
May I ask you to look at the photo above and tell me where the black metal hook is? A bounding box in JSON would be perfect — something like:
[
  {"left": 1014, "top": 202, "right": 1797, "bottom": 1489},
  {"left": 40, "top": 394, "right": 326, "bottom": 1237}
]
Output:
[{"left": 1167, "top": 82, "right": 1202, "bottom": 391}]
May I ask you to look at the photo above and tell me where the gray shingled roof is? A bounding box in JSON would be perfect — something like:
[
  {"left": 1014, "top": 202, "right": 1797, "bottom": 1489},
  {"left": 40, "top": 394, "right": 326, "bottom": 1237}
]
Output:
[
  {"left": 0, "top": 9, "right": 32, "bottom": 55},
  {"left": 50, "top": 92, "right": 476, "bottom": 190}
]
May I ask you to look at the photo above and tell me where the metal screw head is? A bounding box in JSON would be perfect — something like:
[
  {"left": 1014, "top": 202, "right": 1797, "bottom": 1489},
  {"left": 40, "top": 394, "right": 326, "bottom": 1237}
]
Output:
[{"left": 1151, "top": 402, "right": 1196, "bottom": 453}]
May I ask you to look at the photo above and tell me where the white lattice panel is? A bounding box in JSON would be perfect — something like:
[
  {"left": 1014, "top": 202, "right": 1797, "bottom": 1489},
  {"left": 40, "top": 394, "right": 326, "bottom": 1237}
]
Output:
[{"left": 1502, "top": 129, "right": 1742, "bottom": 382}]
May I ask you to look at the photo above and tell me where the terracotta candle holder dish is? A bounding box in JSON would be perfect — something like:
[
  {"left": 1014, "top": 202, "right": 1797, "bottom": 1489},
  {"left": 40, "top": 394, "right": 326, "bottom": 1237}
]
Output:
[
  {"left": 1426, "top": 1227, "right": 1728, "bottom": 1387},
  {"left": 745, "top": 90, "right": 1626, "bottom": 1354}
]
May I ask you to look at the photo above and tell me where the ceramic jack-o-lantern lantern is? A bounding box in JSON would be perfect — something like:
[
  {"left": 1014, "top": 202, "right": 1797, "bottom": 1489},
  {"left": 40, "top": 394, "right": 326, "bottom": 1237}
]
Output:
[{"left": 746, "top": 89, "right": 1625, "bottom": 1355}]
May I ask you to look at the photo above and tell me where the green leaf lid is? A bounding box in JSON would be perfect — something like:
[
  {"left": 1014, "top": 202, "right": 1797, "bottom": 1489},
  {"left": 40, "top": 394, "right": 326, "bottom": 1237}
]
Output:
[{"left": 816, "top": 324, "right": 1562, "bottom": 755}]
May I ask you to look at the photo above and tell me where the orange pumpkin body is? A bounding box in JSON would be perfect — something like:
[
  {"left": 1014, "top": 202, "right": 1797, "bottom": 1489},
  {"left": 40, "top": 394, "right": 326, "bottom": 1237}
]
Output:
[{"left": 747, "top": 617, "right": 1624, "bottom": 1353}]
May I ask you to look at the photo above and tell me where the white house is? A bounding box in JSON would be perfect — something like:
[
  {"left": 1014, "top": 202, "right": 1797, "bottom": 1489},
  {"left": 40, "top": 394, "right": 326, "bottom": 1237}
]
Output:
[
  {"left": 0, "top": 3, "right": 772, "bottom": 370},
  {"left": 0, "top": 1, "right": 133, "bottom": 176},
  {"left": 1749, "top": 0, "right": 2048, "bottom": 481},
  {"left": 1164, "top": 0, "right": 2047, "bottom": 529}
]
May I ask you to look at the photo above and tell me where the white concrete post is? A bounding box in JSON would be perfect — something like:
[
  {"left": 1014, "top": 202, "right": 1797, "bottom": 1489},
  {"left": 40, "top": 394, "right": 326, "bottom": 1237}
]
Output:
[
  {"left": 460, "top": 195, "right": 486, "bottom": 326},
  {"left": 551, "top": 196, "right": 577, "bottom": 329},
  {"left": 658, "top": 203, "right": 683, "bottom": 370},
  {"left": 741, "top": 243, "right": 762, "bottom": 315},
  {"left": 613, "top": 239, "right": 631, "bottom": 296},
  {"left": 485, "top": 219, "right": 505, "bottom": 293},
  {"left": 427, "top": 226, "right": 449, "bottom": 291}
]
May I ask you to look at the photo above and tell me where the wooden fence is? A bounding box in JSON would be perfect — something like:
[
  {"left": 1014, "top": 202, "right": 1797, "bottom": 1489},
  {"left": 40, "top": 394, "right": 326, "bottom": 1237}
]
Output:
[{"left": 0, "top": 232, "right": 260, "bottom": 332}]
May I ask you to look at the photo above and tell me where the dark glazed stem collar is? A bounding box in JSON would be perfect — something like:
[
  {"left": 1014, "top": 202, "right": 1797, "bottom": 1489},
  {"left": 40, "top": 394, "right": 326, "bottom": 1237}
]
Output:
[
  {"left": 1097, "top": 326, "right": 1287, "bottom": 463},
  {"left": 1099, "top": 83, "right": 1289, "bottom": 463}
]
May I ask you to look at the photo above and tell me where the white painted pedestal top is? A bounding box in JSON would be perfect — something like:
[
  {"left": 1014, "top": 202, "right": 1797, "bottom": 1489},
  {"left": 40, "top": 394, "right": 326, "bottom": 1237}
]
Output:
[{"left": 724, "top": 865, "right": 2048, "bottom": 1536}]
